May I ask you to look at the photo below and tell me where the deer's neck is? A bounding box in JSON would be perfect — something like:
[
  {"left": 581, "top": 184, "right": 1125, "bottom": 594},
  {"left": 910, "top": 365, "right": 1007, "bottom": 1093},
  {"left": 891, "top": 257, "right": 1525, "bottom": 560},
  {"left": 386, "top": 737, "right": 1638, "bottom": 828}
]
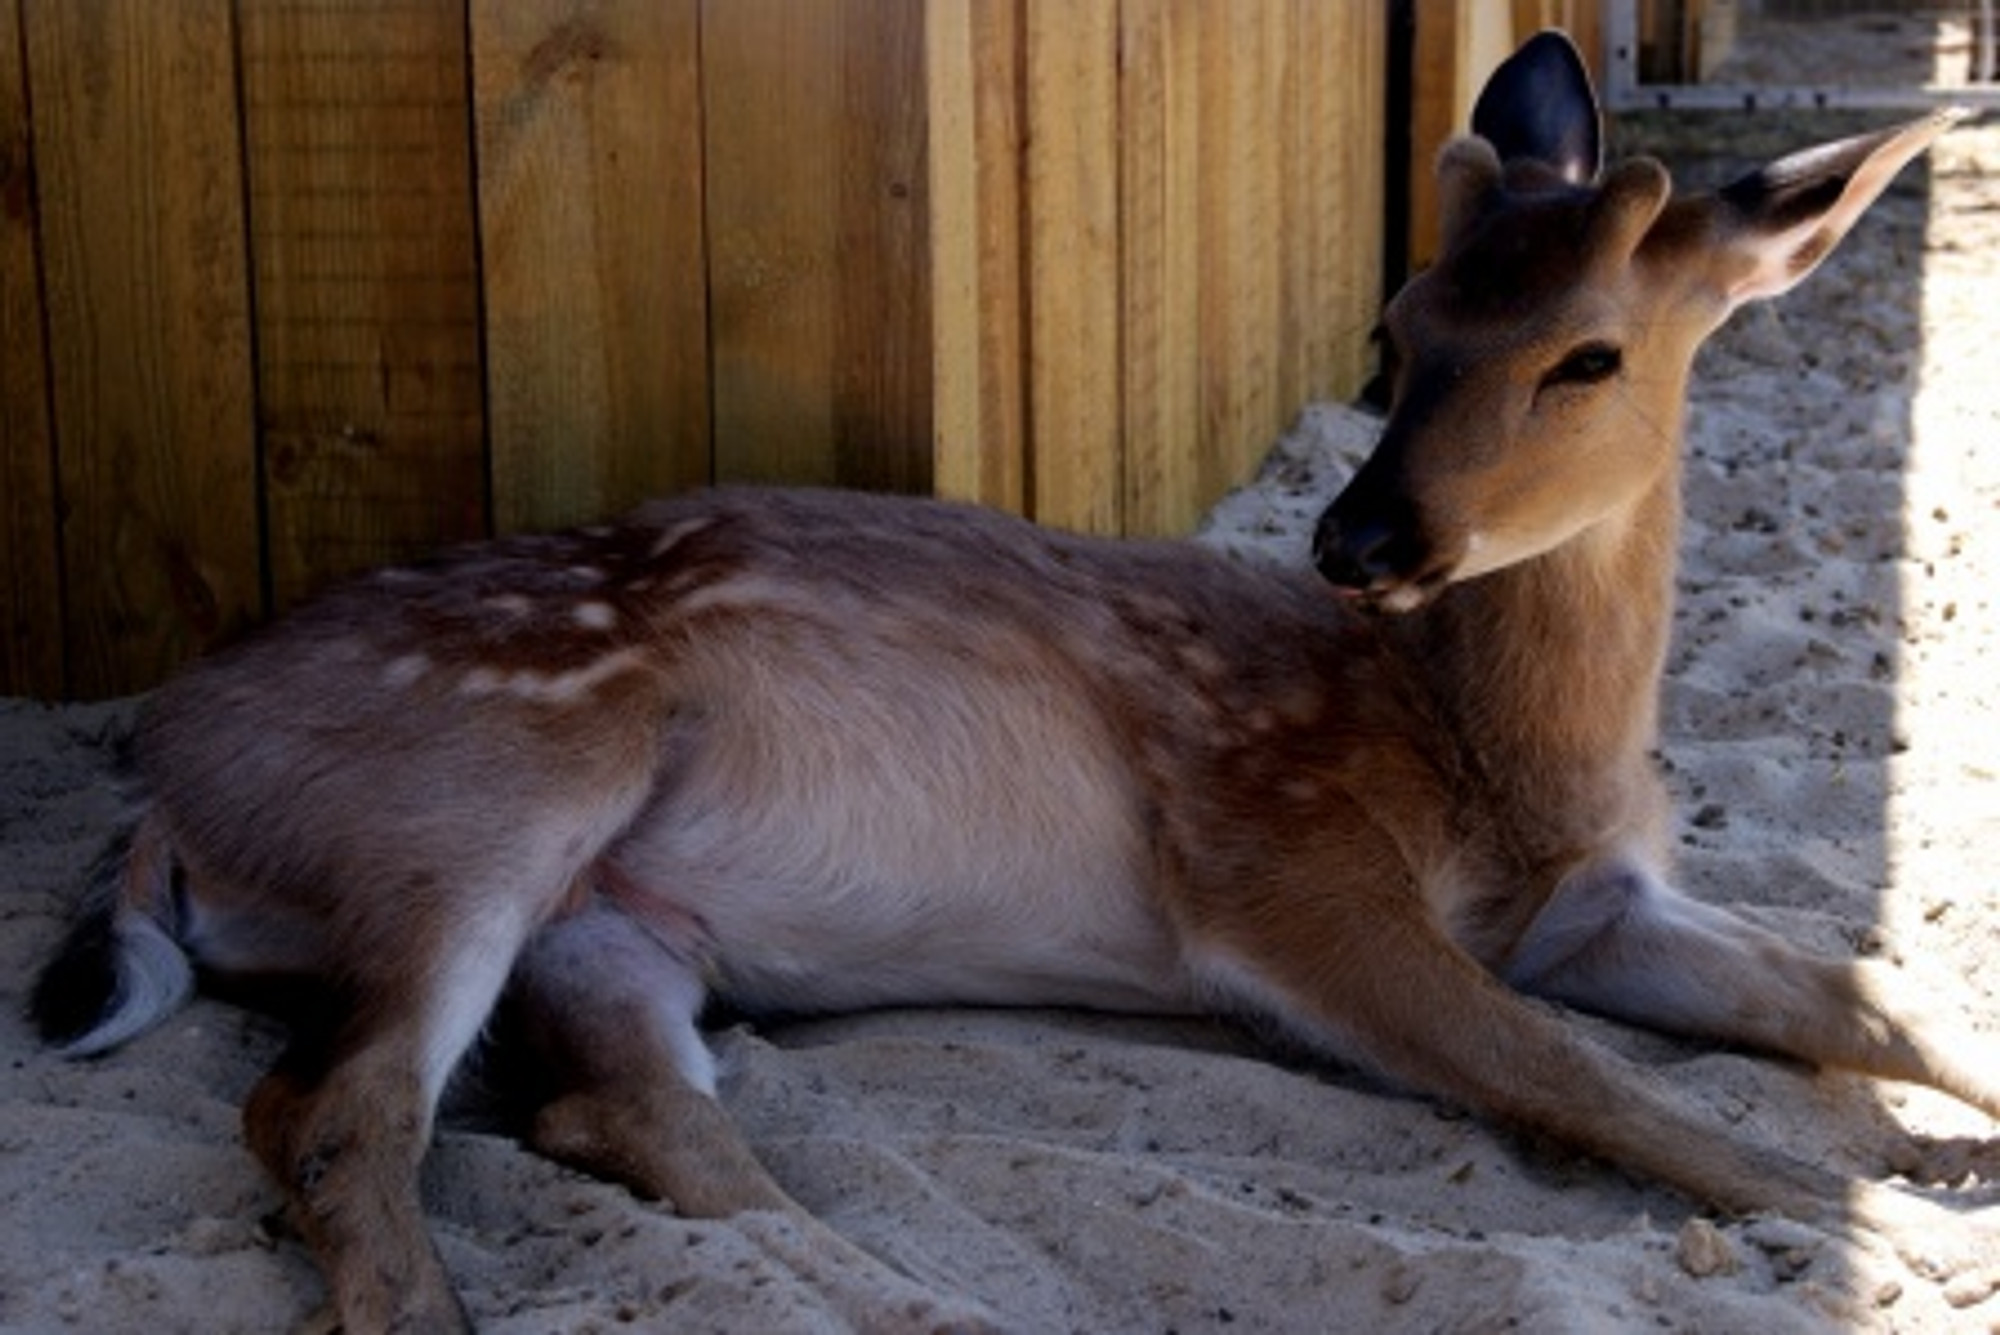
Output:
[{"left": 1396, "top": 463, "right": 1682, "bottom": 843}]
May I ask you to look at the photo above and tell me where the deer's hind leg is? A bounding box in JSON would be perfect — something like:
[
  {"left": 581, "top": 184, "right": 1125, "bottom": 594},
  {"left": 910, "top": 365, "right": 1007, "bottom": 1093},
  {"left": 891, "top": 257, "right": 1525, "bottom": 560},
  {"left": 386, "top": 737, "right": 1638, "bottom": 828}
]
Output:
[
  {"left": 243, "top": 888, "right": 546, "bottom": 1335},
  {"left": 503, "top": 901, "right": 790, "bottom": 1217},
  {"left": 505, "top": 901, "right": 1001, "bottom": 1333},
  {"left": 1503, "top": 859, "right": 2000, "bottom": 1120}
]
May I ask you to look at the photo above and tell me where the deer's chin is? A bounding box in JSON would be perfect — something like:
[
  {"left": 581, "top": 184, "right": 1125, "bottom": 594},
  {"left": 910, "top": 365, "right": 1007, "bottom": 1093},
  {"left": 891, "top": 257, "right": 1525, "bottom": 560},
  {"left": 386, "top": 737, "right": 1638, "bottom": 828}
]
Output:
[
  {"left": 1333, "top": 563, "right": 1456, "bottom": 615},
  {"left": 1356, "top": 531, "right": 1531, "bottom": 611},
  {"left": 1371, "top": 582, "right": 1437, "bottom": 614}
]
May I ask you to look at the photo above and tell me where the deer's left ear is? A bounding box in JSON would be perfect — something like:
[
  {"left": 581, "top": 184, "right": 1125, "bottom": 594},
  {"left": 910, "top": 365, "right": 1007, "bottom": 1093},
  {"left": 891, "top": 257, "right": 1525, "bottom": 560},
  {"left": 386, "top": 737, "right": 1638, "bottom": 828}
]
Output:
[{"left": 1710, "top": 109, "right": 1965, "bottom": 308}]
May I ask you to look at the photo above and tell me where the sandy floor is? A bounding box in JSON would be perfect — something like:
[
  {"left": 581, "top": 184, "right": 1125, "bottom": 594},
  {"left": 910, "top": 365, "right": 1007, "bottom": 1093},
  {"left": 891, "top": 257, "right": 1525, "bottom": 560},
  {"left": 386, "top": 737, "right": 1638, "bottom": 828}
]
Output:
[{"left": 4, "top": 74, "right": 1999, "bottom": 1335}]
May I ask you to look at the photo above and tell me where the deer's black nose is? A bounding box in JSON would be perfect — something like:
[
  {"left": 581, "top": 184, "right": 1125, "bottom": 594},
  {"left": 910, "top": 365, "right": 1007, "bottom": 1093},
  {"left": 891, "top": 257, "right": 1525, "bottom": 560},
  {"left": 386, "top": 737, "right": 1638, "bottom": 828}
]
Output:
[
  {"left": 1315, "top": 517, "right": 1392, "bottom": 589},
  {"left": 1313, "top": 508, "right": 1426, "bottom": 592}
]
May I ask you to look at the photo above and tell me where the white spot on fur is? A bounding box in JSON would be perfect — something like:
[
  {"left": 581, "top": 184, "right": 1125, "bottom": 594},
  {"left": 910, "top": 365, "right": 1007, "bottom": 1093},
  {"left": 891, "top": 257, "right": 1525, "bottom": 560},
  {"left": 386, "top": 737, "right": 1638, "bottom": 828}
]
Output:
[
  {"left": 484, "top": 593, "right": 533, "bottom": 618},
  {"left": 1378, "top": 585, "right": 1428, "bottom": 614},
  {"left": 382, "top": 653, "right": 430, "bottom": 690},
  {"left": 459, "top": 667, "right": 503, "bottom": 696},
  {"left": 649, "top": 516, "right": 717, "bottom": 559},
  {"left": 671, "top": 574, "right": 817, "bottom": 620},
  {"left": 461, "top": 652, "right": 645, "bottom": 704},
  {"left": 573, "top": 601, "right": 617, "bottom": 631}
]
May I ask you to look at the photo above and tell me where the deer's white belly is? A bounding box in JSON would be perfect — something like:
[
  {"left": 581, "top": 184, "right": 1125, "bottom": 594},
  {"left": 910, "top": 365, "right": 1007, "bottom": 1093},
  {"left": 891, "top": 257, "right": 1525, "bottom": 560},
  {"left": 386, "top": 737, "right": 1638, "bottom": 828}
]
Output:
[{"left": 607, "top": 665, "right": 1196, "bottom": 1016}]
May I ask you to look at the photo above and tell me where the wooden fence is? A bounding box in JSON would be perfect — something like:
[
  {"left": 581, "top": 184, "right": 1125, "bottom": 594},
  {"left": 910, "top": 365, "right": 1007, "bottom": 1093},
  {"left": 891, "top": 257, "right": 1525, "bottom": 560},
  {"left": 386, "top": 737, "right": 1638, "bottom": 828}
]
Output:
[{"left": 3, "top": 0, "right": 1389, "bottom": 701}]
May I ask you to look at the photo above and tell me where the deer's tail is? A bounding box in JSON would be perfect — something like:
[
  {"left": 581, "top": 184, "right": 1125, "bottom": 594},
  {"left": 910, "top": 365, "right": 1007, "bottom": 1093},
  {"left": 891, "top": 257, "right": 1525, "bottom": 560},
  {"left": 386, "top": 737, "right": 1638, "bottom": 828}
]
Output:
[{"left": 32, "top": 815, "right": 196, "bottom": 1058}]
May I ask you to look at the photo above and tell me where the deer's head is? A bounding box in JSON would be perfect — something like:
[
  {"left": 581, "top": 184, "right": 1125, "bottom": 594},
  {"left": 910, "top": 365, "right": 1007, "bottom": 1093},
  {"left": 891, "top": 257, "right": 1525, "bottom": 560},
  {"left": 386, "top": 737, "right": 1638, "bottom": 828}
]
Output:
[{"left": 1314, "top": 31, "right": 1961, "bottom": 612}]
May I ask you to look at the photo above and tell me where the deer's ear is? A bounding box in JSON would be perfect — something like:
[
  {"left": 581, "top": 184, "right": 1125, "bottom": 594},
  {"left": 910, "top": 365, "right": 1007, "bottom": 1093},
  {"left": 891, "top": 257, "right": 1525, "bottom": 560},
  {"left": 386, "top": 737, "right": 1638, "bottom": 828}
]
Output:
[
  {"left": 1711, "top": 109, "right": 1964, "bottom": 307},
  {"left": 1471, "top": 31, "right": 1602, "bottom": 185}
]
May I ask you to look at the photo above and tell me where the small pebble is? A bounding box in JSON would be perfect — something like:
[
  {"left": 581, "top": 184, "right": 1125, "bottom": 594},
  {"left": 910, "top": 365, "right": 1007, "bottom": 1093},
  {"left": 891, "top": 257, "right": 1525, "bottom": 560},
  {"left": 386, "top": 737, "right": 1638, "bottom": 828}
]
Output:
[{"left": 1676, "top": 1217, "right": 1739, "bottom": 1278}]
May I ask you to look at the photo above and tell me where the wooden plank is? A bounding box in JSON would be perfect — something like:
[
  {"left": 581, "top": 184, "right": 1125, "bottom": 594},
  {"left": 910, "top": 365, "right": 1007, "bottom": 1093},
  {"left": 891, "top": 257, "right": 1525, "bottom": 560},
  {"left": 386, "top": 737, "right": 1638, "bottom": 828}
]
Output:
[
  {"left": 0, "top": 0, "right": 62, "bottom": 698},
  {"left": 928, "top": 0, "right": 1027, "bottom": 515},
  {"left": 1280, "top": 0, "right": 1312, "bottom": 427},
  {"left": 1409, "top": 0, "right": 1471, "bottom": 269},
  {"left": 1196, "top": 0, "right": 1287, "bottom": 500},
  {"left": 1335, "top": 1, "right": 1387, "bottom": 396},
  {"left": 1279, "top": 1, "right": 1388, "bottom": 419},
  {"left": 1022, "top": 0, "right": 1122, "bottom": 535},
  {"left": 1288, "top": 0, "right": 1341, "bottom": 405},
  {"left": 26, "top": 0, "right": 259, "bottom": 698},
  {"left": 472, "top": 0, "right": 710, "bottom": 533},
  {"left": 239, "top": 0, "right": 487, "bottom": 611},
  {"left": 1566, "top": 1, "right": 1604, "bottom": 85},
  {"left": 702, "top": 0, "right": 837, "bottom": 487},
  {"left": 832, "top": 0, "right": 931, "bottom": 494},
  {"left": 927, "top": 0, "right": 979, "bottom": 503},
  {"left": 703, "top": 0, "right": 932, "bottom": 494},
  {"left": 1120, "top": 0, "right": 1202, "bottom": 536}
]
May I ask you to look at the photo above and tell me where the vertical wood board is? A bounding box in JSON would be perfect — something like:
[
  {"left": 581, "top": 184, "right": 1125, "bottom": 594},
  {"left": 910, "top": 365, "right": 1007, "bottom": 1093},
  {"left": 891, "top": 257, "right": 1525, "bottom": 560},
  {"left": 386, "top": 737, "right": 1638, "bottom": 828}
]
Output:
[
  {"left": 832, "top": 0, "right": 931, "bottom": 493},
  {"left": 1120, "top": 0, "right": 1202, "bottom": 537},
  {"left": 0, "top": 0, "right": 61, "bottom": 697},
  {"left": 27, "top": 0, "right": 260, "bottom": 697},
  {"left": 240, "top": 0, "right": 488, "bottom": 611},
  {"left": 964, "top": 0, "right": 1028, "bottom": 515},
  {"left": 1331, "top": 1, "right": 1386, "bottom": 395},
  {"left": 1195, "top": 0, "right": 1287, "bottom": 501},
  {"left": 1022, "top": 0, "right": 1121, "bottom": 535},
  {"left": 703, "top": 0, "right": 932, "bottom": 494},
  {"left": 926, "top": 0, "right": 1027, "bottom": 515},
  {"left": 1409, "top": 0, "right": 1471, "bottom": 269},
  {"left": 472, "top": 0, "right": 710, "bottom": 533}
]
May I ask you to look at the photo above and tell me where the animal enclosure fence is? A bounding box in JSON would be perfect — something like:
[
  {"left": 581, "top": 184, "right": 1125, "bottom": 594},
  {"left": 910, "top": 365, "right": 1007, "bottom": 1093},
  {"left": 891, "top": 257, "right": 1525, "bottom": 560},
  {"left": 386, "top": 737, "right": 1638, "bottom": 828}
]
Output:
[{"left": 1, "top": 0, "right": 1387, "bottom": 701}]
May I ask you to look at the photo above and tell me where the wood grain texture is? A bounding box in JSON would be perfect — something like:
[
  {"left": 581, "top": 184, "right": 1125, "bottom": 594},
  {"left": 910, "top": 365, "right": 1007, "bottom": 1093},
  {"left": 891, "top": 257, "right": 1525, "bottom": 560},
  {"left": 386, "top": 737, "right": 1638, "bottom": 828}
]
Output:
[
  {"left": 703, "top": 0, "right": 932, "bottom": 494},
  {"left": 26, "top": 0, "right": 259, "bottom": 697},
  {"left": 473, "top": 0, "right": 710, "bottom": 534},
  {"left": 1196, "top": 0, "right": 1286, "bottom": 500},
  {"left": 240, "top": 0, "right": 487, "bottom": 610},
  {"left": 1120, "top": 0, "right": 1199, "bottom": 537},
  {"left": 1320, "top": 0, "right": 1386, "bottom": 398},
  {"left": 927, "top": 0, "right": 1027, "bottom": 515},
  {"left": 1347, "top": 3, "right": 1388, "bottom": 393},
  {"left": 0, "top": 0, "right": 61, "bottom": 697},
  {"left": 1022, "top": 0, "right": 1122, "bottom": 536},
  {"left": 1409, "top": 0, "right": 1470, "bottom": 271}
]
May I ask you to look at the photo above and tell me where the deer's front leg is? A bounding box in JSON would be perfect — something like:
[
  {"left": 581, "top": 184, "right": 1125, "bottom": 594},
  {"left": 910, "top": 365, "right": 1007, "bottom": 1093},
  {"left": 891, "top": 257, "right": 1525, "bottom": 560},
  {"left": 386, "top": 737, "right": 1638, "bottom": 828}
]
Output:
[
  {"left": 1185, "top": 845, "right": 1851, "bottom": 1225},
  {"left": 1504, "top": 859, "right": 2000, "bottom": 1121}
]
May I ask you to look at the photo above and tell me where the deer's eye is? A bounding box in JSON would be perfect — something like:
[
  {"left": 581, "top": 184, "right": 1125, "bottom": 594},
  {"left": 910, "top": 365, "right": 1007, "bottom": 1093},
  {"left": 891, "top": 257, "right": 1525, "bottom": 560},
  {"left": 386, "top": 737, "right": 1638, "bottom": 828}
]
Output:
[{"left": 1541, "top": 342, "right": 1623, "bottom": 390}]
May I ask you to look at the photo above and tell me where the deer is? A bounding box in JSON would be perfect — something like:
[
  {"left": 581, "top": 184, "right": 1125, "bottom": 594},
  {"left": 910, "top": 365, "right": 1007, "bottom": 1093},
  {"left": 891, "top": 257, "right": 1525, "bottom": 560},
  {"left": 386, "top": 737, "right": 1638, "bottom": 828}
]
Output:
[{"left": 30, "top": 30, "right": 1996, "bottom": 1332}]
